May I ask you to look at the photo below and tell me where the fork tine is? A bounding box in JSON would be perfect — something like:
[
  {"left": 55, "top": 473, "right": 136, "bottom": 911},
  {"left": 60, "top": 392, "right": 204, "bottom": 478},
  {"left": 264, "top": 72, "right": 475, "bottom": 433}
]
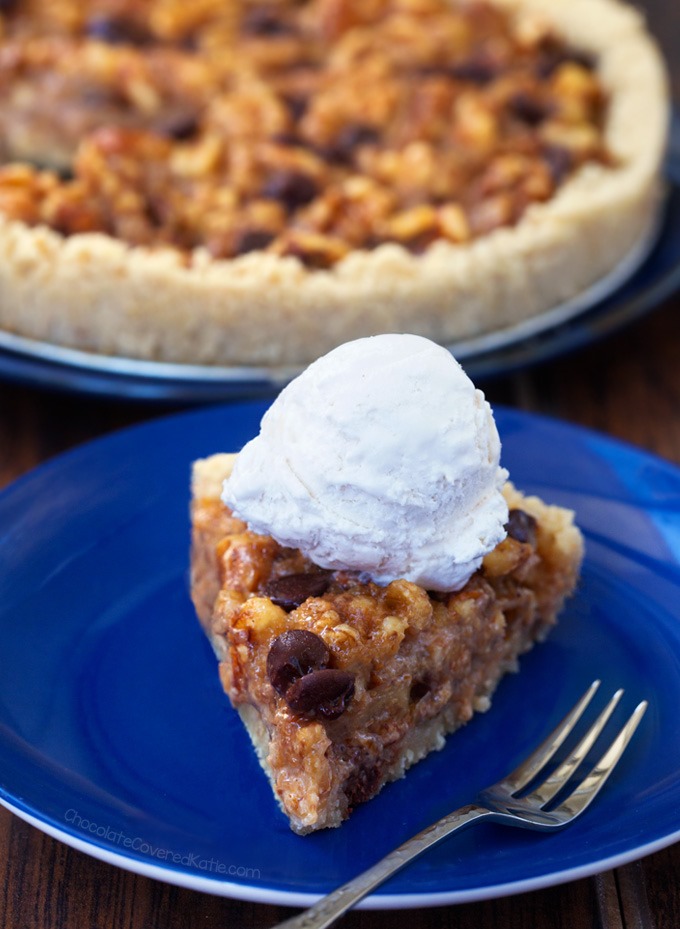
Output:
[
  {"left": 554, "top": 699, "right": 648, "bottom": 819},
  {"left": 503, "top": 680, "right": 601, "bottom": 793},
  {"left": 528, "top": 688, "right": 624, "bottom": 806}
]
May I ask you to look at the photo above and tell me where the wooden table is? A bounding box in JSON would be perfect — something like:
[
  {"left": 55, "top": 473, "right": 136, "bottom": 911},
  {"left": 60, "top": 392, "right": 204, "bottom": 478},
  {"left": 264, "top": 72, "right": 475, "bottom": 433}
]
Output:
[{"left": 1, "top": 2, "right": 679, "bottom": 925}]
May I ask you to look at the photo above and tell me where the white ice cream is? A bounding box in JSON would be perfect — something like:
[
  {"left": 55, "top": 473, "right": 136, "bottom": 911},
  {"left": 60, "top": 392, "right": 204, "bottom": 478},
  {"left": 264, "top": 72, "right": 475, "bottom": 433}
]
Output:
[{"left": 222, "top": 334, "right": 509, "bottom": 591}]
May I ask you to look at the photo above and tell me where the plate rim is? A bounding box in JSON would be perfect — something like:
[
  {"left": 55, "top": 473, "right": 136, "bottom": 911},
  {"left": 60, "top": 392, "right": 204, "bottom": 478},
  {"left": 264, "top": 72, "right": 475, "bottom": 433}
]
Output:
[{"left": 1, "top": 797, "right": 679, "bottom": 909}]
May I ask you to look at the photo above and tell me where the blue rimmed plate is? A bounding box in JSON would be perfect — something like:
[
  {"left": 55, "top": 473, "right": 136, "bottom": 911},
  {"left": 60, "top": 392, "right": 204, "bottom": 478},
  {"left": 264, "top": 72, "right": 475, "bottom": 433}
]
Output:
[{"left": 1, "top": 401, "right": 680, "bottom": 907}]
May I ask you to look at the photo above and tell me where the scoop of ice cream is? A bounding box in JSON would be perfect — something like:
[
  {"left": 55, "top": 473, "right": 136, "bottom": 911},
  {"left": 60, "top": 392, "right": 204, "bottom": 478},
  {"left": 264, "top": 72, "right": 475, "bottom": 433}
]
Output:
[{"left": 222, "top": 334, "right": 509, "bottom": 591}]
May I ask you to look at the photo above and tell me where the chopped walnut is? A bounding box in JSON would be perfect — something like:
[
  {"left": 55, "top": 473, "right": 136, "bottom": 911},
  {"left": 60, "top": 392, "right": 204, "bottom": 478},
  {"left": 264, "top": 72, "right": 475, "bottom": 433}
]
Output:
[{"left": 0, "top": 0, "right": 612, "bottom": 266}]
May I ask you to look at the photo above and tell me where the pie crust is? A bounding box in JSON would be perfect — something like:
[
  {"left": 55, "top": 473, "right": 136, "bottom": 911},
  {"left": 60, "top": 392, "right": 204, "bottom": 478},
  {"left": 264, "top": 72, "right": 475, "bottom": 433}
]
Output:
[
  {"left": 190, "top": 452, "right": 584, "bottom": 832},
  {"left": 0, "top": 0, "right": 669, "bottom": 368}
]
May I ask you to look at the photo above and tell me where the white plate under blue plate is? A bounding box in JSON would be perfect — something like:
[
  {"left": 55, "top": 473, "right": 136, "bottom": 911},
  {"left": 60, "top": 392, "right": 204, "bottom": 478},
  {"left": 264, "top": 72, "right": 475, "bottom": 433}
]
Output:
[{"left": 1, "top": 402, "right": 680, "bottom": 908}]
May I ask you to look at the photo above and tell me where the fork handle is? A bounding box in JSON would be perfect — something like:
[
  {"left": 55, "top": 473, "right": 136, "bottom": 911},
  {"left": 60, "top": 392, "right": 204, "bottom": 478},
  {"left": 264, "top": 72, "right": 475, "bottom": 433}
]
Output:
[{"left": 271, "top": 804, "right": 492, "bottom": 929}]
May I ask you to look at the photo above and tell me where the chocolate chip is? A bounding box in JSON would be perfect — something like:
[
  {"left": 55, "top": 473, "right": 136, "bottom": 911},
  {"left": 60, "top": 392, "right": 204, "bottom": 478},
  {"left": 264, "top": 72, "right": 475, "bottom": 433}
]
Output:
[
  {"left": 508, "top": 92, "right": 552, "bottom": 127},
  {"left": 402, "top": 230, "right": 438, "bottom": 255},
  {"left": 234, "top": 229, "right": 276, "bottom": 256},
  {"left": 180, "top": 34, "right": 198, "bottom": 52},
  {"left": 409, "top": 680, "right": 430, "bottom": 702},
  {"left": 80, "top": 85, "right": 126, "bottom": 108},
  {"left": 535, "top": 47, "right": 597, "bottom": 79},
  {"left": 266, "top": 629, "right": 330, "bottom": 696},
  {"left": 266, "top": 572, "right": 331, "bottom": 611},
  {"left": 0, "top": 0, "right": 19, "bottom": 14},
  {"left": 243, "top": 7, "right": 295, "bottom": 36},
  {"left": 145, "top": 198, "right": 166, "bottom": 228},
  {"left": 505, "top": 509, "right": 538, "bottom": 546},
  {"left": 450, "top": 56, "right": 500, "bottom": 85},
  {"left": 285, "top": 669, "right": 355, "bottom": 719},
  {"left": 537, "top": 53, "right": 563, "bottom": 79},
  {"left": 542, "top": 144, "right": 573, "bottom": 184},
  {"left": 262, "top": 170, "right": 318, "bottom": 211},
  {"left": 282, "top": 96, "right": 308, "bottom": 121},
  {"left": 86, "top": 15, "right": 153, "bottom": 45},
  {"left": 569, "top": 49, "right": 597, "bottom": 71},
  {"left": 156, "top": 111, "right": 200, "bottom": 141},
  {"left": 325, "top": 124, "right": 380, "bottom": 164},
  {"left": 271, "top": 131, "right": 304, "bottom": 148}
]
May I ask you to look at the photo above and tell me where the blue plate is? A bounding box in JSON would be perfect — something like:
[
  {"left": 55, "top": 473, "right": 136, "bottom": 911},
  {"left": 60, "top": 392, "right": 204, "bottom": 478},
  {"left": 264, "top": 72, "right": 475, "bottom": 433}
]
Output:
[{"left": 1, "top": 402, "right": 680, "bottom": 908}]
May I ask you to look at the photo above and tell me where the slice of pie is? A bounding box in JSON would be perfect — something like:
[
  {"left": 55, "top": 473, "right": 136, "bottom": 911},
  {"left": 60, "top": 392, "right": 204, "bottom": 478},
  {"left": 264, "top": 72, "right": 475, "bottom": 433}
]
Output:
[{"left": 190, "top": 452, "right": 583, "bottom": 833}]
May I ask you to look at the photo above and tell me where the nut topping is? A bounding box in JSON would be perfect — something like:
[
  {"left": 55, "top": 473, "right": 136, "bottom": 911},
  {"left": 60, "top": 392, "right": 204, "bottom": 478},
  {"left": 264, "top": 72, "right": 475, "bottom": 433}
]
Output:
[{"left": 0, "top": 0, "right": 611, "bottom": 269}]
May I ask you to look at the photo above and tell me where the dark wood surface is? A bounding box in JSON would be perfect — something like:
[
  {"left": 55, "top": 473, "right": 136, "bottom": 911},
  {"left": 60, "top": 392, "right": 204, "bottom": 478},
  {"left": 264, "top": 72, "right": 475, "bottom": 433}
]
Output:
[{"left": 1, "top": 2, "right": 679, "bottom": 926}]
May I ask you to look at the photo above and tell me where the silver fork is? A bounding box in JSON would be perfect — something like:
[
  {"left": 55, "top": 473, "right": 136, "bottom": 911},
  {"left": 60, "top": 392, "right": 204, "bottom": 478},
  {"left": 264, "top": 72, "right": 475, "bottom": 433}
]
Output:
[{"left": 272, "top": 680, "right": 647, "bottom": 929}]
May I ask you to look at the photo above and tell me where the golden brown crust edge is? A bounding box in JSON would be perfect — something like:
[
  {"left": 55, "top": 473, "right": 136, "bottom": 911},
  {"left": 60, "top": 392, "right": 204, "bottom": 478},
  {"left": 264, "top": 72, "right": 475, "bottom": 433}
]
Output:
[{"left": 0, "top": 0, "right": 669, "bottom": 368}]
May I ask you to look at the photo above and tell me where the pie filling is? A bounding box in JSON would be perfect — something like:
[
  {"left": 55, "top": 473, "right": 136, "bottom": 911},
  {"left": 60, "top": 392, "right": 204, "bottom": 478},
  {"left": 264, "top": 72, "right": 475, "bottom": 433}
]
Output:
[
  {"left": 0, "top": 0, "right": 612, "bottom": 267},
  {"left": 190, "top": 454, "right": 584, "bottom": 833}
]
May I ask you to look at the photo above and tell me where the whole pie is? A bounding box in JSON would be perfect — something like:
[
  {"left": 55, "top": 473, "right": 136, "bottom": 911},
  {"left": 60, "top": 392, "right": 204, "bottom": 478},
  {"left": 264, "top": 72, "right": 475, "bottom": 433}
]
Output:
[
  {"left": 0, "top": 0, "right": 669, "bottom": 367},
  {"left": 190, "top": 452, "right": 583, "bottom": 832}
]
